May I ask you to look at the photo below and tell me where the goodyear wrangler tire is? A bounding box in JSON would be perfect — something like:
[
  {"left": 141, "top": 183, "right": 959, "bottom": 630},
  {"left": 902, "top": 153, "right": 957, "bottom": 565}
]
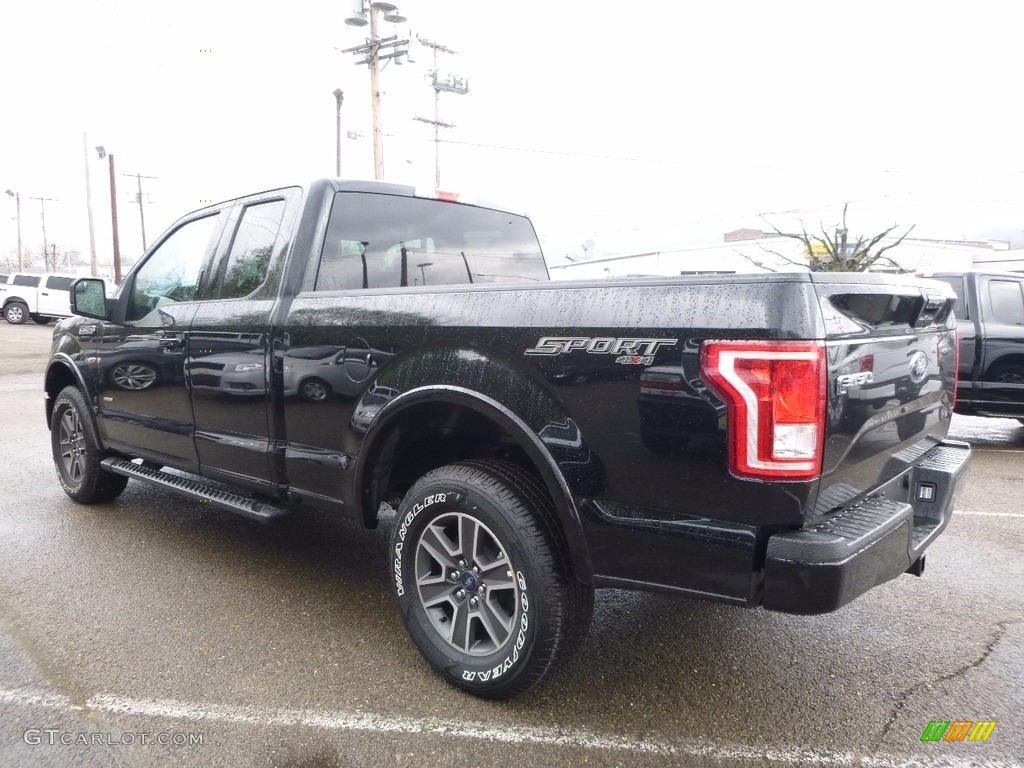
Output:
[
  {"left": 50, "top": 386, "right": 129, "bottom": 504},
  {"left": 391, "top": 460, "right": 592, "bottom": 699}
]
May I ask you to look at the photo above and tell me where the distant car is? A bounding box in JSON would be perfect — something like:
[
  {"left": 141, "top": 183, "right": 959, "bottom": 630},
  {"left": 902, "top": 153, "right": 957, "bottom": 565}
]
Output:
[
  {"left": 1, "top": 272, "right": 114, "bottom": 324},
  {"left": 284, "top": 344, "right": 393, "bottom": 402},
  {"left": 349, "top": 384, "right": 399, "bottom": 432},
  {"left": 928, "top": 270, "right": 1024, "bottom": 423}
]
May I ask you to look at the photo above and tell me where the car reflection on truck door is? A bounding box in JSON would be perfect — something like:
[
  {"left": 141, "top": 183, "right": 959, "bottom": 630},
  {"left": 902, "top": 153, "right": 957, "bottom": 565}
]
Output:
[
  {"left": 188, "top": 193, "right": 296, "bottom": 488},
  {"left": 92, "top": 212, "right": 226, "bottom": 469}
]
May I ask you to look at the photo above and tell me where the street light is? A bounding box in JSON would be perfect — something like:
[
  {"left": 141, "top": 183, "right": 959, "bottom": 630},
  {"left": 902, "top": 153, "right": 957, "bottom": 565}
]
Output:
[
  {"left": 4, "top": 189, "right": 23, "bottom": 271},
  {"left": 95, "top": 146, "right": 123, "bottom": 284},
  {"left": 333, "top": 88, "right": 344, "bottom": 177},
  {"left": 416, "top": 261, "right": 433, "bottom": 285},
  {"left": 340, "top": 1, "right": 409, "bottom": 180}
]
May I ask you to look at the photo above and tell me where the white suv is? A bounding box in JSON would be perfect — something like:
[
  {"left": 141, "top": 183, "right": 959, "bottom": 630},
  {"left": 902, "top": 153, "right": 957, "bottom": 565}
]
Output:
[{"left": 1, "top": 273, "right": 83, "bottom": 324}]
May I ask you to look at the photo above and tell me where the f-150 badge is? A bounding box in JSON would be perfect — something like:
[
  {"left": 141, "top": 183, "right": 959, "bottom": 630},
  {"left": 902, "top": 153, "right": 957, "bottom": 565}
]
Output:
[{"left": 525, "top": 337, "right": 677, "bottom": 365}]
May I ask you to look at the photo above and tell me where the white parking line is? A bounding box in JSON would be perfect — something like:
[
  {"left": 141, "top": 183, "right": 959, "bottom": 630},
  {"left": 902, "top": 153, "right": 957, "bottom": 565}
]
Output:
[
  {"left": 955, "top": 510, "right": 1024, "bottom": 518},
  {"left": 0, "top": 687, "right": 1007, "bottom": 767}
]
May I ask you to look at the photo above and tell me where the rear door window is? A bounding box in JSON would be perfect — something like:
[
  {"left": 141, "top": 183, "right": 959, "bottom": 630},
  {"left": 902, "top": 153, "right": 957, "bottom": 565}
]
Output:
[
  {"left": 45, "top": 276, "right": 74, "bottom": 291},
  {"left": 12, "top": 275, "right": 40, "bottom": 287},
  {"left": 215, "top": 199, "right": 287, "bottom": 299}
]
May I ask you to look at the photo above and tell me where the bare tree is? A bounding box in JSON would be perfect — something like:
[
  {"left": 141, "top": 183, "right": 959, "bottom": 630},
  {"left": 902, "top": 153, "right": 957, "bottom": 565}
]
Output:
[{"left": 747, "top": 204, "right": 915, "bottom": 272}]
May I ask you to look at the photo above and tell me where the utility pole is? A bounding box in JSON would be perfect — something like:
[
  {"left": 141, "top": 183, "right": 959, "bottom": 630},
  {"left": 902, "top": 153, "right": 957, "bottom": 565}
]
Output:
[
  {"left": 30, "top": 196, "right": 57, "bottom": 261},
  {"left": 415, "top": 38, "right": 469, "bottom": 189},
  {"left": 368, "top": 6, "right": 384, "bottom": 179},
  {"left": 83, "top": 132, "right": 98, "bottom": 276},
  {"left": 96, "top": 146, "right": 122, "bottom": 284},
  {"left": 4, "top": 190, "right": 22, "bottom": 271},
  {"left": 340, "top": 1, "right": 409, "bottom": 181},
  {"left": 124, "top": 172, "right": 157, "bottom": 251},
  {"left": 333, "top": 88, "right": 345, "bottom": 176}
]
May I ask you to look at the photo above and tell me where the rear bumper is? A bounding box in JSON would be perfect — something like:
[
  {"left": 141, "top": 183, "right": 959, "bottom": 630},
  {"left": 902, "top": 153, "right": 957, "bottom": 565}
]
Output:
[{"left": 762, "top": 439, "right": 972, "bottom": 615}]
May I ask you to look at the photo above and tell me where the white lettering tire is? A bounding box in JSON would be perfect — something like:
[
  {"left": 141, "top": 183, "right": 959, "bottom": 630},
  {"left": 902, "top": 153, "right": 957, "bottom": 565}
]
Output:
[{"left": 390, "top": 460, "right": 592, "bottom": 699}]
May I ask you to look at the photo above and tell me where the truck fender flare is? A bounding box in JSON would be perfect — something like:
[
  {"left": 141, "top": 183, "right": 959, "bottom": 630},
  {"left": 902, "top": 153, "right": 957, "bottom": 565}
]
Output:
[
  {"left": 45, "top": 355, "right": 103, "bottom": 445},
  {"left": 358, "top": 384, "right": 594, "bottom": 583}
]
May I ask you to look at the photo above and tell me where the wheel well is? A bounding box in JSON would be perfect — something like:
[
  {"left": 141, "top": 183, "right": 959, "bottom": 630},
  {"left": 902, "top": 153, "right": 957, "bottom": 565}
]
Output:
[
  {"left": 984, "top": 354, "right": 1024, "bottom": 379},
  {"left": 44, "top": 364, "right": 79, "bottom": 427},
  {"left": 363, "top": 401, "right": 541, "bottom": 527}
]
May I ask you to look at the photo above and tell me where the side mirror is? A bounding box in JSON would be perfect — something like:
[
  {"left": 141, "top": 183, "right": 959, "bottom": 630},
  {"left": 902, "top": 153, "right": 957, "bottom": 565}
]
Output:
[{"left": 70, "top": 278, "right": 109, "bottom": 320}]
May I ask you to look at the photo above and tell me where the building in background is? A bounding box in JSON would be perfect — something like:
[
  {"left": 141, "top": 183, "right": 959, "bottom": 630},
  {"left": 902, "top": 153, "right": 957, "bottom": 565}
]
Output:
[{"left": 548, "top": 230, "right": 1018, "bottom": 280}]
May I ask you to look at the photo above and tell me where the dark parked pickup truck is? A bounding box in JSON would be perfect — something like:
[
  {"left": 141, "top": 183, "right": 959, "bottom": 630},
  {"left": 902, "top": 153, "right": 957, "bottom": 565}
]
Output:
[
  {"left": 46, "top": 180, "right": 971, "bottom": 698},
  {"left": 928, "top": 270, "right": 1024, "bottom": 423}
]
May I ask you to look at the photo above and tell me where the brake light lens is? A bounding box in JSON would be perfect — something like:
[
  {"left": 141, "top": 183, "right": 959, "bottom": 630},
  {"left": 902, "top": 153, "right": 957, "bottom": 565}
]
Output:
[
  {"left": 951, "top": 329, "right": 960, "bottom": 411},
  {"left": 415, "top": 186, "right": 462, "bottom": 203},
  {"left": 700, "top": 340, "right": 826, "bottom": 481}
]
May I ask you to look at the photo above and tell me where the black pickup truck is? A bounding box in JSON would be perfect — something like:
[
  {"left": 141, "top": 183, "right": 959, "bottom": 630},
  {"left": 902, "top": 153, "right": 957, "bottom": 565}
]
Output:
[
  {"left": 46, "top": 179, "right": 971, "bottom": 698},
  {"left": 928, "top": 270, "right": 1024, "bottom": 423}
]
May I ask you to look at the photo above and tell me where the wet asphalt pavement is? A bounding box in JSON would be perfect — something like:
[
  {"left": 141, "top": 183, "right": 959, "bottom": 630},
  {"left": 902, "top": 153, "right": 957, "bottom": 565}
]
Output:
[{"left": 0, "top": 321, "right": 1021, "bottom": 768}]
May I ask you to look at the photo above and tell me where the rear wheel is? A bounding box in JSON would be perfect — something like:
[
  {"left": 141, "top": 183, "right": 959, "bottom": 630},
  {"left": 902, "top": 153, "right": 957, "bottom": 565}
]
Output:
[
  {"left": 50, "top": 386, "right": 129, "bottom": 503},
  {"left": 989, "top": 363, "right": 1024, "bottom": 385},
  {"left": 390, "top": 460, "right": 592, "bottom": 699},
  {"left": 4, "top": 302, "right": 28, "bottom": 324},
  {"left": 299, "top": 377, "right": 332, "bottom": 402}
]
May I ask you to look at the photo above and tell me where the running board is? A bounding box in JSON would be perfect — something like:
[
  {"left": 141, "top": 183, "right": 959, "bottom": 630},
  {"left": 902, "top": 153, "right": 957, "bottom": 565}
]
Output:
[{"left": 101, "top": 458, "right": 291, "bottom": 523}]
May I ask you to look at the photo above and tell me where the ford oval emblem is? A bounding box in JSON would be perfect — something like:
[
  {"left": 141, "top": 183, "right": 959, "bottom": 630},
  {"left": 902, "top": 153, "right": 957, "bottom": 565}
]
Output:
[{"left": 909, "top": 351, "right": 928, "bottom": 384}]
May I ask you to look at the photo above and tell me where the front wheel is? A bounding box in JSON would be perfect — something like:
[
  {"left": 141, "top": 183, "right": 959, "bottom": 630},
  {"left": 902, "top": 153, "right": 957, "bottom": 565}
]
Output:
[
  {"left": 50, "top": 386, "right": 129, "bottom": 503},
  {"left": 4, "top": 302, "right": 28, "bottom": 324},
  {"left": 390, "top": 460, "right": 592, "bottom": 699}
]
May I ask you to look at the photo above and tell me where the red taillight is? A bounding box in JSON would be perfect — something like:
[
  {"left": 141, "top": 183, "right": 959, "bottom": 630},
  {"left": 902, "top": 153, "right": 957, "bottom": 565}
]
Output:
[
  {"left": 951, "top": 329, "right": 960, "bottom": 411},
  {"left": 700, "top": 340, "right": 826, "bottom": 481}
]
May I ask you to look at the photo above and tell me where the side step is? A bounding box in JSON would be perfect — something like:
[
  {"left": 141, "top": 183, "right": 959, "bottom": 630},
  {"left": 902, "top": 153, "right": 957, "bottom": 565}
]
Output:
[{"left": 101, "top": 458, "right": 291, "bottom": 524}]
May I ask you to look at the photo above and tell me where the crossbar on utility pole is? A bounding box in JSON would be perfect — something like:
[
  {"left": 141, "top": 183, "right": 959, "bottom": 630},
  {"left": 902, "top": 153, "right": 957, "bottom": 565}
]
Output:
[{"left": 339, "top": 4, "right": 409, "bottom": 181}]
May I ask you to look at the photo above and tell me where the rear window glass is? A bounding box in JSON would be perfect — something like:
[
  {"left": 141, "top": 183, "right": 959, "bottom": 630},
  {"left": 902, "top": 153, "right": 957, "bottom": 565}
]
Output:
[
  {"left": 45, "top": 276, "right": 74, "bottom": 291},
  {"left": 315, "top": 192, "right": 547, "bottom": 292},
  {"left": 12, "top": 275, "right": 40, "bottom": 287},
  {"left": 932, "top": 276, "right": 969, "bottom": 320},
  {"left": 987, "top": 280, "right": 1024, "bottom": 325}
]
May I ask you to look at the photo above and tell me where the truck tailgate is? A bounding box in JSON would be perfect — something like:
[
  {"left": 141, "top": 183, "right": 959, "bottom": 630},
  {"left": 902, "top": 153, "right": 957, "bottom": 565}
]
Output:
[
  {"left": 814, "top": 276, "right": 960, "bottom": 509},
  {"left": 761, "top": 275, "right": 971, "bottom": 613}
]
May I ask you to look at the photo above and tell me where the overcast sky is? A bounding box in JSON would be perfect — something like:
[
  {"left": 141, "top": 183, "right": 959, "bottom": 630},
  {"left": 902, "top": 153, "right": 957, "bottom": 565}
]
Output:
[{"left": 2, "top": 0, "right": 1022, "bottom": 272}]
